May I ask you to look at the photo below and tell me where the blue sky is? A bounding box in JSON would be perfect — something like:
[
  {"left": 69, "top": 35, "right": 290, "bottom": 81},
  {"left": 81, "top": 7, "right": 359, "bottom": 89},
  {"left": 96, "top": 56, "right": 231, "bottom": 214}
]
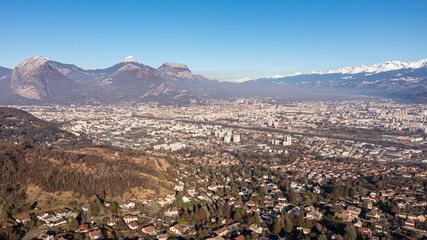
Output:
[{"left": 1, "top": 0, "right": 426, "bottom": 81}]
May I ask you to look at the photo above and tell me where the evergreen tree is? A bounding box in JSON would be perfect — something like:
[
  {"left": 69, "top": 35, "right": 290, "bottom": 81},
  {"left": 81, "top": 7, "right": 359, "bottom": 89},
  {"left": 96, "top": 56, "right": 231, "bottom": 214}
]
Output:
[
  {"left": 317, "top": 233, "right": 327, "bottom": 240},
  {"left": 68, "top": 217, "right": 79, "bottom": 230},
  {"left": 349, "top": 187, "right": 356, "bottom": 198},
  {"left": 289, "top": 212, "right": 294, "bottom": 226},
  {"left": 149, "top": 197, "right": 161, "bottom": 218},
  {"left": 202, "top": 205, "right": 211, "bottom": 219},
  {"left": 343, "top": 225, "right": 357, "bottom": 240},
  {"left": 254, "top": 212, "right": 261, "bottom": 226},
  {"left": 108, "top": 201, "right": 119, "bottom": 214},
  {"left": 175, "top": 192, "right": 183, "bottom": 208},
  {"left": 217, "top": 204, "right": 224, "bottom": 218},
  {"left": 139, "top": 203, "right": 145, "bottom": 215},
  {"left": 0, "top": 206, "right": 10, "bottom": 221},
  {"left": 197, "top": 228, "right": 208, "bottom": 239},
  {"left": 297, "top": 213, "right": 306, "bottom": 228},
  {"left": 272, "top": 217, "right": 281, "bottom": 235},
  {"left": 284, "top": 215, "right": 293, "bottom": 233},
  {"left": 197, "top": 206, "right": 208, "bottom": 222},
  {"left": 335, "top": 235, "right": 344, "bottom": 240},
  {"left": 89, "top": 200, "right": 100, "bottom": 217},
  {"left": 233, "top": 209, "right": 242, "bottom": 222}
]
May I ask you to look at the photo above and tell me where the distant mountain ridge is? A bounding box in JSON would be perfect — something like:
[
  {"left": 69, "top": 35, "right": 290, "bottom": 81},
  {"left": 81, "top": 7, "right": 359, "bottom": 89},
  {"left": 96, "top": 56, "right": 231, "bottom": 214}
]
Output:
[
  {"left": 286, "top": 59, "right": 427, "bottom": 76},
  {"left": 0, "top": 56, "right": 205, "bottom": 104},
  {"left": 248, "top": 59, "right": 427, "bottom": 103},
  {"left": 0, "top": 66, "right": 12, "bottom": 81},
  {"left": 0, "top": 57, "right": 425, "bottom": 104}
]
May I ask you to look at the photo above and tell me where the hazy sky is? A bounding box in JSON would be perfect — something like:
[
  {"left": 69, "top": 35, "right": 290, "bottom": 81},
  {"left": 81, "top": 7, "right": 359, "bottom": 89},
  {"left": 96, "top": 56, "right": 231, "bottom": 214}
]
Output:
[{"left": 1, "top": 0, "right": 426, "bottom": 81}]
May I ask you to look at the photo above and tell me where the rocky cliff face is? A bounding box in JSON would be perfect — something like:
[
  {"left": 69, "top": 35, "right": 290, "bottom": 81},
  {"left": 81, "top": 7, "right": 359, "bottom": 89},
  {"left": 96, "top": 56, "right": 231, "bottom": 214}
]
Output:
[
  {"left": 5, "top": 56, "right": 201, "bottom": 104},
  {"left": 10, "top": 56, "right": 80, "bottom": 100},
  {"left": 156, "top": 62, "right": 195, "bottom": 82}
]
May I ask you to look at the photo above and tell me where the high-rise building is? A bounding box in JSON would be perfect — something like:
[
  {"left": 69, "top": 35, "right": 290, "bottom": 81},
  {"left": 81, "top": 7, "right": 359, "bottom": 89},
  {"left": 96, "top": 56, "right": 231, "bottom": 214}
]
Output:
[{"left": 283, "top": 135, "right": 292, "bottom": 146}]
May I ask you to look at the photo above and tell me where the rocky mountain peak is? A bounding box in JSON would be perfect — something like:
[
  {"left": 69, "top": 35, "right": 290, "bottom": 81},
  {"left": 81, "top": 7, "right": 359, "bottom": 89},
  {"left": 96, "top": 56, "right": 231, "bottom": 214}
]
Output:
[
  {"left": 157, "top": 62, "right": 194, "bottom": 82},
  {"left": 10, "top": 56, "right": 79, "bottom": 101},
  {"left": 122, "top": 55, "right": 140, "bottom": 64},
  {"left": 161, "top": 62, "right": 189, "bottom": 69}
]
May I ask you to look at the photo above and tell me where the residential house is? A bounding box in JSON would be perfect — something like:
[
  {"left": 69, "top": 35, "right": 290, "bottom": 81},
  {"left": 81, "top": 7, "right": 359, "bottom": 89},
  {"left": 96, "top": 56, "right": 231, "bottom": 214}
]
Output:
[
  {"left": 353, "top": 218, "right": 363, "bottom": 228},
  {"left": 174, "top": 184, "right": 184, "bottom": 191},
  {"left": 107, "top": 216, "right": 119, "bottom": 226},
  {"left": 214, "top": 226, "right": 228, "bottom": 237},
  {"left": 235, "top": 235, "right": 245, "bottom": 240},
  {"left": 208, "top": 184, "right": 218, "bottom": 191},
  {"left": 347, "top": 206, "right": 361, "bottom": 217},
  {"left": 0, "top": 222, "right": 13, "bottom": 228},
  {"left": 55, "top": 208, "right": 74, "bottom": 218},
  {"left": 188, "top": 187, "right": 196, "bottom": 195},
  {"left": 123, "top": 214, "right": 138, "bottom": 224},
  {"left": 128, "top": 221, "right": 138, "bottom": 230},
  {"left": 249, "top": 224, "right": 264, "bottom": 234},
  {"left": 306, "top": 211, "right": 323, "bottom": 221},
  {"left": 89, "top": 228, "right": 103, "bottom": 239},
  {"left": 183, "top": 193, "right": 192, "bottom": 203},
  {"left": 170, "top": 223, "right": 185, "bottom": 235},
  {"left": 78, "top": 224, "right": 90, "bottom": 233},
  {"left": 207, "top": 237, "right": 224, "bottom": 240},
  {"left": 141, "top": 225, "right": 156, "bottom": 235},
  {"left": 157, "top": 233, "right": 168, "bottom": 240},
  {"left": 246, "top": 200, "right": 256, "bottom": 207},
  {"left": 404, "top": 219, "right": 415, "bottom": 228},
  {"left": 366, "top": 209, "right": 380, "bottom": 219},
  {"left": 36, "top": 233, "right": 54, "bottom": 240},
  {"left": 120, "top": 200, "right": 136, "bottom": 210},
  {"left": 15, "top": 213, "right": 31, "bottom": 224},
  {"left": 165, "top": 207, "right": 179, "bottom": 217},
  {"left": 357, "top": 227, "right": 372, "bottom": 237}
]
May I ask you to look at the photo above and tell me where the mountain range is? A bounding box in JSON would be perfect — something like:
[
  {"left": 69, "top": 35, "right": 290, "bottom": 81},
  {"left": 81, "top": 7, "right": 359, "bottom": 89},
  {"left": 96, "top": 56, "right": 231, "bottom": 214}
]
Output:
[
  {"left": 0, "top": 56, "right": 425, "bottom": 104},
  {"left": 247, "top": 59, "right": 427, "bottom": 103}
]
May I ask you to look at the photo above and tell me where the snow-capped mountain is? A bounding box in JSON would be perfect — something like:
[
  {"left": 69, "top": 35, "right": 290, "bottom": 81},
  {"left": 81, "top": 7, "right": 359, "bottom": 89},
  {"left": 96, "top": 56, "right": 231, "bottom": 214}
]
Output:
[
  {"left": 122, "top": 55, "right": 140, "bottom": 64},
  {"left": 249, "top": 59, "right": 427, "bottom": 103},
  {"left": 2, "top": 56, "right": 426, "bottom": 104},
  {"left": 288, "top": 59, "right": 427, "bottom": 76}
]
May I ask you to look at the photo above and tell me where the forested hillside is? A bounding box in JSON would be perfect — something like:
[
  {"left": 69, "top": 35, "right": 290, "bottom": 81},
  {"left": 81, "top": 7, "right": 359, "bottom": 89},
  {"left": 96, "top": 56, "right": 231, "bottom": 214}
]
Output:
[
  {"left": 0, "top": 144, "right": 173, "bottom": 211},
  {"left": 0, "top": 108, "right": 175, "bottom": 213},
  {"left": 0, "top": 107, "right": 90, "bottom": 147}
]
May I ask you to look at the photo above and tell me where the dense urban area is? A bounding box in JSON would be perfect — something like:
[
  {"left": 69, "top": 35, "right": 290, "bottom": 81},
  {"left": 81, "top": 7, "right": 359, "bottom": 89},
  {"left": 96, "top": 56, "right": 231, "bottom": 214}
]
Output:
[{"left": 1, "top": 98, "right": 426, "bottom": 240}]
